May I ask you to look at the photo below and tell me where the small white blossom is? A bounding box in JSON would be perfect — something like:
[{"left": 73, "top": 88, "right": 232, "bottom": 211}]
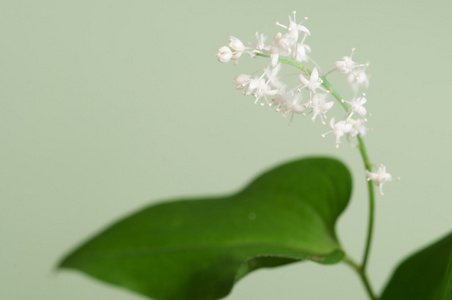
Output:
[
  {"left": 232, "top": 74, "right": 250, "bottom": 90},
  {"left": 254, "top": 32, "right": 269, "bottom": 51},
  {"left": 272, "top": 92, "right": 291, "bottom": 112},
  {"left": 366, "top": 164, "right": 393, "bottom": 195},
  {"left": 273, "top": 91, "right": 306, "bottom": 126},
  {"left": 269, "top": 12, "right": 310, "bottom": 67},
  {"left": 278, "top": 32, "right": 297, "bottom": 52},
  {"left": 216, "top": 46, "right": 232, "bottom": 63},
  {"left": 270, "top": 53, "right": 279, "bottom": 67},
  {"left": 335, "top": 49, "right": 357, "bottom": 74},
  {"left": 253, "top": 80, "right": 279, "bottom": 105},
  {"left": 295, "top": 42, "right": 311, "bottom": 63},
  {"left": 244, "top": 74, "right": 279, "bottom": 106},
  {"left": 322, "top": 117, "right": 353, "bottom": 148},
  {"left": 276, "top": 11, "right": 311, "bottom": 42},
  {"left": 306, "top": 93, "right": 334, "bottom": 124},
  {"left": 299, "top": 67, "right": 323, "bottom": 94},
  {"left": 346, "top": 96, "right": 367, "bottom": 120},
  {"left": 244, "top": 77, "right": 261, "bottom": 96},
  {"left": 265, "top": 64, "right": 286, "bottom": 90},
  {"left": 348, "top": 69, "right": 369, "bottom": 91},
  {"left": 348, "top": 118, "right": 367, "bottom": 137},
  {"left": 284, "top": 92, "right": 306, "bottom": 114},
  {"left": 229, "top": 36, "right": 245, "bottom": 60},
  {"left": 335, "top": 56, "right": 356, "bottom": 74},
  {"left": 270, "top": 33, "right": 291, "bottom": 67},
  {"left": 229, "top": 36, "right": 245, "bottom": 51}
]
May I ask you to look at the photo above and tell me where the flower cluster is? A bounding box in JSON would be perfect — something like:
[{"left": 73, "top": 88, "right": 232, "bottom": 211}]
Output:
[{"left": 216, "top": 11, "right": 396, "bottom": 194}]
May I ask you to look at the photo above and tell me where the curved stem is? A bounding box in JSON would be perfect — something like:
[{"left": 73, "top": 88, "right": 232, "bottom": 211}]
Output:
[
  {"left": 344, "top": 257, "right": 377, "bottom": 300},
  {"left": 255, "top": 52, "right": 377, "bottom": 297},
  {"left": 357, "top": 137, "right": 375, "bottom": 272}
]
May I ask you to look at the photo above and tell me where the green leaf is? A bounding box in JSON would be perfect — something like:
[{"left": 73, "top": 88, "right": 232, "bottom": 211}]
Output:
[
  {"left": 380, "top": 231, "right": 452, "bottom": 300},
  {"left": 59, "top": 157, "right": 352, "bottom": 300}
]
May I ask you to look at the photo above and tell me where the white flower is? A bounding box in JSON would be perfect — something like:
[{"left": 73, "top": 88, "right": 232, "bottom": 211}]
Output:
[
  {"left": 254, "top": 32, "right": 269, "bottom": 51},
  {"left": 270, "top": 12, "right": 310, "bottom": 67},
  {"left": 335, "top": 56, "right": 356, "bottom": 74},
  {"left": 216, "top": 46, "right": 232, "bottom": 63},
  {"left": 232, "top": 74, "right": 250, "bottom": 90},
  {"left": 276, "top": 11, "right": 311, "bottom": 43},
  {"left": 366, "top": 164, "right": 393, "bottom": 195},
  {"left": 270, "top": 33, "right": 291, "bottom": 67},
  {"left": 284, "top": 92, "right": 306, "bottom": 114},
  {"left": 270, "top": 53, "right": 280, "bottom": 68},
  {"left": 273, "top": 91, "right": 306, "bottom": 126},
  {"left": 335, "top": 49, "right": 357, "bottom": 74},
  {"left": 322, "top": 117, "right": 353, "bottom": 148},
  {"left": 272, "top": 92, "right": 291, "bottom": 111},
  {"left": 279, "top": 32, "right": 297, "bottom": 51},
  {"left": 229, "top": 36, "right": 245, "bottom": 51},
  {"left": 306, "top": 93, "right": 334, "bottom": 124},
  {"left": 244, "top": 77, "right": 261, "bottom": 96},
  {"left": 270, "top": 11, "right": 311, "bottom": 67},
  {"left": 346, "top": 96, "right": 367, "bottom": 120},
  {"left": 348, "top": 118, "right": 367, "bottom": 137},
  {"left": 265, "top": 64, "right": 286, "bottom": 90},
  {"left": 299, "top": 67, "right": 323, "bottom": 94},
  {"left": 244, "top": 75, "right": 279, "bottom": 106},
  {"left": 229, "top": 36, "right": 245, "bottom": 60},
  {"left": 348, "top": 69, "right": 369, "bottom": 91},
  {"left": 253, "top": 79, "right": 279, "bottom": 106},
  {"left": 295, "top": 42, "right": 311, "bottom": 62},
  {"left": 256, "top": 32, "right": 267, "bottom": 50}
]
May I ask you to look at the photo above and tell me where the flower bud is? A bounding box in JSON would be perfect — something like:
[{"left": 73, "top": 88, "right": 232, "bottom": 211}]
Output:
[
  {"left": 229, "top": 36, "right": 245, "bottom": 51},
  {"left": 232, "top": 74, "right": 250, "bottom": 89},
  {"left": 216, "top": 46, "right": 232, "bottom": 63}
]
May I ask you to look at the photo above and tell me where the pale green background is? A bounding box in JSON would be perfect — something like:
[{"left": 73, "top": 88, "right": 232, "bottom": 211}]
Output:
[{"left": 1, "top": 0, "right": 451, "bottom": 299}]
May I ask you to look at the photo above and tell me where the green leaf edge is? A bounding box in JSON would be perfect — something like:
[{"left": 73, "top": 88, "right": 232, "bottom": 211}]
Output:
[
  {"left": 380, "top": 231, "right": 452, "bottom": 300},
  {"left": 58, "top": 156, "right": 351, "bottom": 300}
]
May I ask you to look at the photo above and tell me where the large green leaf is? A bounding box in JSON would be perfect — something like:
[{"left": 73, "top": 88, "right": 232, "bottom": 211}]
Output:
[
  {"left": 59, "top": 157, "right": 352, "bottom": 300},
  {"left": 381, "top": 231, "right": 452, "bottom": 300}
]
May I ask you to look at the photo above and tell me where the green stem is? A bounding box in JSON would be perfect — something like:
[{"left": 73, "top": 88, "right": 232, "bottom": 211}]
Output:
[
  {"left": 344, "top": 257, "right": 377, "bottom": 300},
  {"left": 357, "top": 137, "right": 375, "bottom": 272},
  {"left": 255, "top": 52, "right": 377, "bottom": 298}
]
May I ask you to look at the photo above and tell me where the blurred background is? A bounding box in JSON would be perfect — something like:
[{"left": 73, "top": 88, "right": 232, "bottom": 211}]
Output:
[{"left": 1, "top": 0, "right": 451, "bottom": 299}]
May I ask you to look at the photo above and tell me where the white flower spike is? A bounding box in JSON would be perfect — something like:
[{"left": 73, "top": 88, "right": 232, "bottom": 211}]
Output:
[
  {"left": 216, "top": 11, "right": 380, "bottom": 153},
  {"left": 366, "top": 164, "right": 393, "bottom": 195}
]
